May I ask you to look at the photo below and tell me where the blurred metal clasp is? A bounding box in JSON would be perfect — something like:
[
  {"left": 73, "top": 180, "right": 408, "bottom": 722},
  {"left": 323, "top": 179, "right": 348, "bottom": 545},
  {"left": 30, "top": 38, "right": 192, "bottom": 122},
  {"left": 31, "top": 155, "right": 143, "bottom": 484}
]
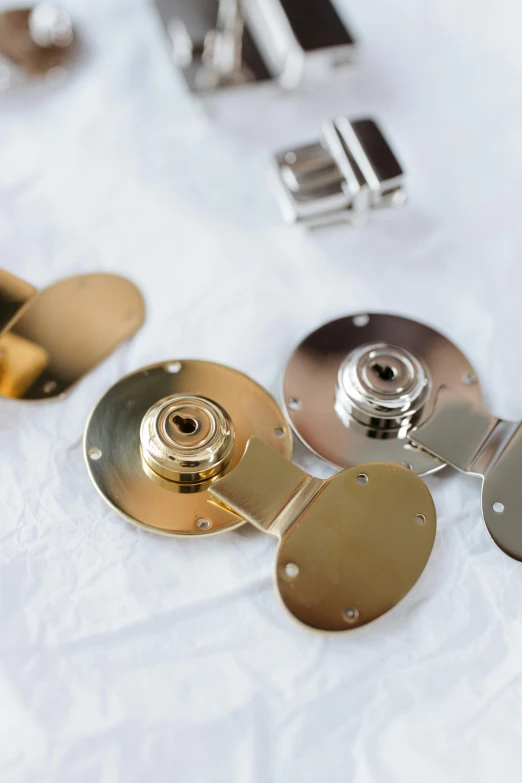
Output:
[
  {"left": 271, "top": 117, "right": 406, "bottom": 226},
  {"left": 154, "top": 0, "right": 356, "bottom": 94}
]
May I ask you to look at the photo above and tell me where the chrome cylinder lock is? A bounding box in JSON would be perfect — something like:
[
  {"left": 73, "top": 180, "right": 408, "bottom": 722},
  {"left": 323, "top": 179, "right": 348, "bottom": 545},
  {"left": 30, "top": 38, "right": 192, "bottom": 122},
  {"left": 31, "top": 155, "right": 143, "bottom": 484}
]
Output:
[
  {"left": 0, "top": 4, "right": 76, "bottom": 89},
  {"left": 84, "top": 360, "right": 292, "bottom": 536}
]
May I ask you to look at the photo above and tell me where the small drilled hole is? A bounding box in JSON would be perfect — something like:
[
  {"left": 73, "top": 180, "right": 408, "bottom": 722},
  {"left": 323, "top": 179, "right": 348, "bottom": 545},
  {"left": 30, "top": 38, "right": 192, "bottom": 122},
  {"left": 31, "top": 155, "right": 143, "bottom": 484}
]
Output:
[
  {"left": 462, "top": 371, "right": 477, "bottom": 385},
  {"left": 43, "top": 380, "right": 57, "bottom": 394},
  {"left": 415, "top": 514, "right": 426, "bottom": 526},
  {"left": 353, "top": 314, "right": 370, "bottom": 327},
  {"left": 344, "top": 606, "right": 359, "bottom": 623},
  {"left": 88, "top": 448, "right": 102, "bottom": 461},
  {"left": 493, "top": 502, "right": 504, "bottom": 514},
  {"left": 196, "top": 518, "right": 211, "bottom": 530},
  {"left": 274, "top": 426, "right": 285, "bottom": 437},
  {"left": 172, "top": 414, "right": 197, "bottom": 434},
  {"left": 288, "top": 398, "right": 301, "bottom": 411},
  {"left": 357, "top": 474, "right": 368, "bottom": 485},
  {"left": 371, "top": 362, "right": 397, "bottom": 382},
  {"left": 165, "top": 361, "right": 182, "bottom": 374},
  {"left": 285, "top": 563, "right": 299, "bottom": 579}
]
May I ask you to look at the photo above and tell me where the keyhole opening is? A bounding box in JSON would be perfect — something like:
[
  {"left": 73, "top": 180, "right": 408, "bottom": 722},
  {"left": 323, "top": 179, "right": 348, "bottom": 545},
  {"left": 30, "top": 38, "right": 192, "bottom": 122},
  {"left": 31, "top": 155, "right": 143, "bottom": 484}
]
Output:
[
  {"left": 371, "top": 363, "right": 397, "bottom": 382},
  {"left": 172, "top": 414, "right": 198, "bottom": 435}
]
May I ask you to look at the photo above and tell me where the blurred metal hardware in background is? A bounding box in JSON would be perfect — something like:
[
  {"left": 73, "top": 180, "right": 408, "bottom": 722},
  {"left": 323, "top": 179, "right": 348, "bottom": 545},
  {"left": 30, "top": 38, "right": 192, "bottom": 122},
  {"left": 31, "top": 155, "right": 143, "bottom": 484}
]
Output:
[
  {"left": 412, "top": 391, "right": 522, "bottom": 562},
  {"left": 0, "top": 4, "right": 75, "bottom": 89},
  {"left": 84, "top": 360, "right": 292, "bottom": 536},
  {"left": 210, "top": 438, "right": 436, "bottom": 631},
  {"left": 282, "top": 313, "right": 482, "bottom": 476},
  {"left": 153, "top": 0, "right": 355, "bottom": 94},
  {"left": 272, "top": 118, "right": 406, "bottom": 225},
  {"left": 0, "top": 271, "right": 145, "bottom": 400}
]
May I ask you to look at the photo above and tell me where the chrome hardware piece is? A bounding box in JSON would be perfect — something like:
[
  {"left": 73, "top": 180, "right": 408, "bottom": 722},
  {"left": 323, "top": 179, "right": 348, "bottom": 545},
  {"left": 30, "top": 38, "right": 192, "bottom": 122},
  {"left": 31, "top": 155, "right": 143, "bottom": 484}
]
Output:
[
  {"left": 272, "top": 118, "right": 406, "bottom": 225},
  {"left": 84, "top": 360, "right": 292, "bottom": 536},
  {"left": 411, "top": 390, "right": 522, "bottom": 561},
  {"left": 210, "top": 438, "right": 436, "bottom": 631},
  {"left": 0, "top": 4, "right": 75, "bottom": 89},
  {"left": 0, "top": 270, "right": 144, "bottom": 400},
  {"left": 283, "top": 313, "right": 482, "bottom": 475},
  {"left": 154, "top": 0, "right": 355, "bottom": 94}
]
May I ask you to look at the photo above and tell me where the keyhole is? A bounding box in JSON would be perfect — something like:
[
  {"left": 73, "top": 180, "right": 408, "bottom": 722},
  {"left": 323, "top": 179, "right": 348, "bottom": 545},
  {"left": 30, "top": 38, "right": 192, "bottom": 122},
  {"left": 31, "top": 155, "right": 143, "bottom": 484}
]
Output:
[
  {"left": 371, "top": 362, "right": 397, "bottom": 382},
  {"left": 172, "top": 414, "right": 198, "bottom": 434}
]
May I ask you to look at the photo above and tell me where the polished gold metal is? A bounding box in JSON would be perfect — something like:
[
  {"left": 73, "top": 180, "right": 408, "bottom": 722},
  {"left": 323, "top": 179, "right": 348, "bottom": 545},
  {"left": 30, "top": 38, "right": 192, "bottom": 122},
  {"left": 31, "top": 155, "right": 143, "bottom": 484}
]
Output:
[
  {"left": 84, "top": 361, "right": 292, "bottom": 536},
  {"left": 0, "top": 6, "right": 76, "bottom": 77},
  {"left": 210, "top": 438, "right": 436, "bottom": 631},
  {"left": 0, "top": 271, "right": 145, "bottom": 400}
]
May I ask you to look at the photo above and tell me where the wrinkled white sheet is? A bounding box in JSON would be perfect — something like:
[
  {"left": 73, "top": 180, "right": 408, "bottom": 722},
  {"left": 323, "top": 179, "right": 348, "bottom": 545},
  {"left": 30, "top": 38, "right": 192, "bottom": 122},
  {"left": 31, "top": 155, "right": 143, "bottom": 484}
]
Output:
[{"left": 1, "top": 0, "right": 522, "bottom": 780}]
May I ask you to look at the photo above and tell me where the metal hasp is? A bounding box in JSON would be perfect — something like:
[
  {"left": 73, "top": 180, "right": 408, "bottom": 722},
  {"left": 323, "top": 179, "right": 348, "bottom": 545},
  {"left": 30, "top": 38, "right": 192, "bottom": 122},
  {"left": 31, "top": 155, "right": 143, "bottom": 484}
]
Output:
[
  {"left": 209, "top": 438, "right": 436, "bottom": 631},
  {"left": 0, "top": 270, "right": 145, "bottom": 400},
  {"left": 272, "top": 118, "right": 406, "bottom": 225},
  {"left": 0, "top": 4, "right": 75, "bottom": 88},
  {"left": 283, "top": 313, "right": 482, "bottom": 475},
  {"left": 153, "top": 0, "right": 355, "bottom": 94},
  {"left": 84, "top": 360, "right": 292, "bottom": 536},
  {"left": 411, "top": 389, "right": 522, "bottom": 561}
]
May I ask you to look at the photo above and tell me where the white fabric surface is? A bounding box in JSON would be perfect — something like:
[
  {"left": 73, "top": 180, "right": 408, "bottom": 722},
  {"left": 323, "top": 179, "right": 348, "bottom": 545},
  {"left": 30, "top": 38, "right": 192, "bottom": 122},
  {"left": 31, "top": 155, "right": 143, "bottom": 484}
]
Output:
[{"left": 1, "top": 1, "right": 522, "bottom": 780}]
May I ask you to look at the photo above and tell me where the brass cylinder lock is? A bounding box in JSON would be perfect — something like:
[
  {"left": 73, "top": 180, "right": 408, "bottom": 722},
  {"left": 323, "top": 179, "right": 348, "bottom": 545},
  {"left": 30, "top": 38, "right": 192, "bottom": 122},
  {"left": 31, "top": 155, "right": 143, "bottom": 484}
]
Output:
[
  {"left": 84, "top": 360, "right": 293, "bottom": 536},
  {"left": 0, "top": 4, "right": 76, "bottom": 88}
]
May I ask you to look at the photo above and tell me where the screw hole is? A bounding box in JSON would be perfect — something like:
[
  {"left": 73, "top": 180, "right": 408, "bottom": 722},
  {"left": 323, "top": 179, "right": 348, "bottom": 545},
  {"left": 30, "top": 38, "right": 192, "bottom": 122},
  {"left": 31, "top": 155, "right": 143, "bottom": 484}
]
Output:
[
  {"left": 172, "top": 414, "right": 197, "bottom": 434},
  {"left": 353, "top": 314, "right": 369, "bottom": 327},
  {"left": 196, "top": 518, "right": 211, "bottom": 530},
  {"left": 288, "top": 398, "right": 301, "bottom": 411},
  {"left": 344, "top": 606, "right": 359, "bottom": 623},
  {"left": 285, "top": 563, "right": 299, "bottom": 578},
  {"left": 371, "top": 362, "right": 397, "bottom": 382},
  {"left": 274, "top": 426, "right": 285, "bottom": 437},
  {"left": 493, "top": 502, "right": 504, "bottom": 514},
  {"left": 88, "top": 448, "right": 102, "bottom": 461},
  {"left": 43, "top": 380, "right": 57, "bottom": 394},
  {"left": 357, "top": 474, "right": 368, "bottom": 485},
  {"left": 462, "top": 371, "right": 477, "bottom": 385},
  {"left": 165, "top": 361, "right": 182, "bottom": 374},
  {"left": 415, "top": 514, "right": 426, "bottom": 526}
]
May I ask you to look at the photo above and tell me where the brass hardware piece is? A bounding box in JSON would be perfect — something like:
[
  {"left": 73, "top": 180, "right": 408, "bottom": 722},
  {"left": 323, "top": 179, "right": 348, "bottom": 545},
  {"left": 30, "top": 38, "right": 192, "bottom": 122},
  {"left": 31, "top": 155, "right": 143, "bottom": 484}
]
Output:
[
  {"left": 272, "top": 118, "right": 406, "bottom": 225},
  {"left": 0, "top": 270, "right": 145, "bottom": 400},
  {"left": 84, "top": 361, "right": 292, "bottom": 536},
  {"left": 411, "top": 389, "right": 522, "bottom": 561},
  {"left": 283, "top": 313, "right": 482, "bottom": 475},
  {"left": 0, "top": 5, "right": 75, "bottom": 86},
  {"left": 209, "top": 438, "right": 436, "bottom": 631}
]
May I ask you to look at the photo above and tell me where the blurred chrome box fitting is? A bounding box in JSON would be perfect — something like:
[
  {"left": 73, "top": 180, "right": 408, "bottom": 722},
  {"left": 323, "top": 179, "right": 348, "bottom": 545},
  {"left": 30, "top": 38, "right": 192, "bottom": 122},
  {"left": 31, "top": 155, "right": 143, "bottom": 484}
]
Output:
[
  {"left": 0, "top": 4, "right": 76, "bottom": 89},
  {"left": 153, "top": 0, "right": 356, "bottom": 94},
  {"left": 84, "top": 358, "right": 436, "bottom": 632},
  {"left": 272, "top": 117, "right": 406, "bottom": 226},
  {"left": 0, "top": 270, "right": 144, "bottom": 400},
  {"left": 283, "top": 312, "right": 522, "bottom": 562}
]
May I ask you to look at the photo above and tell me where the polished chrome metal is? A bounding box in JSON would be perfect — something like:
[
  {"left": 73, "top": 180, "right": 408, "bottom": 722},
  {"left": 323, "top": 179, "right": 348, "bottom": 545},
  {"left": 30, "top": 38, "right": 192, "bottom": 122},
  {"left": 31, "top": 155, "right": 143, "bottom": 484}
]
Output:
[
  {"left": 272, "top": 118, "right": 406, "bottom": 225},
  {"left": 153, "top": 0, "right": 355, "bottom": 94},
  {"left": 0, "top": 4, "right": 75, "bottom": 88},
  {"left": 84, "top": 361, "right": 292, "bottom": 537},
  {"left": 0, "top": 270, "right": 145, "bottom": 400},
  {"left": 210, "top": 438, "right": 436, "bottom": 631},
  {"left": 411, "top": 388, "right": 522, "bottom": 561},
  {"left": 283, "top": 313, "right": 482, "bottom": 475}
]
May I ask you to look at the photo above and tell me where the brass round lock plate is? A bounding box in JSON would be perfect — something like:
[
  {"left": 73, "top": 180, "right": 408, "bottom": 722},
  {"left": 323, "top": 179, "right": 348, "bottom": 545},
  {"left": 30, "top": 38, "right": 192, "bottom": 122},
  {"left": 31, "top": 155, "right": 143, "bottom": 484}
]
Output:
[
  {"left": 283, "top": 313, "right": 482, "bottom": 475},
  {"left": 84, "top": 361, "right": 292, "bottom": 536},
  {"left": 275, "top": 462, "right": 436, "bottom": 631},
  {"left": 0, "top": 5, "right": 75, "bottom": 79}
]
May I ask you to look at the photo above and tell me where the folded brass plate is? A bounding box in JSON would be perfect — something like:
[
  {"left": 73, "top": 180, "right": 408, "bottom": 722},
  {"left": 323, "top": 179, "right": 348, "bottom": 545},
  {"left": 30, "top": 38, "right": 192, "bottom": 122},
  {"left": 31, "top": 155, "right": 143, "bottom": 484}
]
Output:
[
  {"left": 283, "top": 313, "right": 482, "bottom": 475},
  {"left": 0, "top": 272, "right": 145, "bottom": 400},
  {"left": 210, "top": 439, "right": 436, "bottom": 631},
  {"left": 84, "top": 361, "right": 292, "bottom": 536}
]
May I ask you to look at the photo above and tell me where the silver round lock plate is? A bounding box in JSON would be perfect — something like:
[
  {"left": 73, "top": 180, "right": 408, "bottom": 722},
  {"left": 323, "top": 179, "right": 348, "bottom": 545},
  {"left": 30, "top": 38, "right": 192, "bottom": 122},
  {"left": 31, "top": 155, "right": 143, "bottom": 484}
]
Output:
[{"left": 283, "top": 313, "right": 483, "bottom": 475}]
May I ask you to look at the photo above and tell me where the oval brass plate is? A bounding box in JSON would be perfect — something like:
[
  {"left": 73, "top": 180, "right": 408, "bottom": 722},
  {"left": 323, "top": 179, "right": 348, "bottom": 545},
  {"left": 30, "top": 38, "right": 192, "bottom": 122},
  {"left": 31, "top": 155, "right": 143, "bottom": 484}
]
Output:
[
  {"left": 84, "top": 361, "right": 293, "bottom": 536},
  {"left": 283, "top": 313, "right": 482, "bottom": 475},
  {"left": 0, "top": 273, "right": 145, "bottom": 400},
  {"left": 275, "top": 462, "right": 436, "bottom": 631},
  {"left": 0, "top": 8, "right": 76, "bottom": 76}
]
